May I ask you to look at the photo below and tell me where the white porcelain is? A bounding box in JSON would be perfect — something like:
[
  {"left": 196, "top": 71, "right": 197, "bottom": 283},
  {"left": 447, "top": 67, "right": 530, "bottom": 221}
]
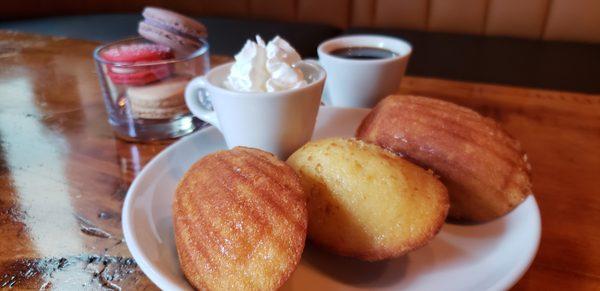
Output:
[
  {"left": 318, "top": 35, "right": 412, "bottom": 108},
  {"left": 185, "top": 61, "right": 325, "bottom": 159},
  {"left": 122, "top": 106, "right": 541, "bottom": 291}
]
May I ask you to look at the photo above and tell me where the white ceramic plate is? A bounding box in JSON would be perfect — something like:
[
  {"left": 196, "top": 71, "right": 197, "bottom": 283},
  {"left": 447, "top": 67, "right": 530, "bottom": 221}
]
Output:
[{"left": 122, "top": 106, "right": 541, "bottom": 291}]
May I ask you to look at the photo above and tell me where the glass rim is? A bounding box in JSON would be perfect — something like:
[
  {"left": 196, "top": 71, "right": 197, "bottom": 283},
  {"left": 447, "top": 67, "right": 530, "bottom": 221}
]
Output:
[{"left": 93, "top": 36, "right": 209, "bottom": 67}]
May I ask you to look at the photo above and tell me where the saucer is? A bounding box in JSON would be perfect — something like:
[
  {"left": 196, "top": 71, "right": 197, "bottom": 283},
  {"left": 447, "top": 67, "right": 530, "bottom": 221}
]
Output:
[{"left": 122, "top": 106, "right": 541, "bottom": 291}]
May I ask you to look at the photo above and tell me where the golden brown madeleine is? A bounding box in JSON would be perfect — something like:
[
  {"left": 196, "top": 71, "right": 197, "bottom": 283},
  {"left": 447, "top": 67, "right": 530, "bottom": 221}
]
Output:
[
  {"left": 173, "top": 147, "right": 307, "bottom": 290},
  {"left": 357, "top": 95, "right": 532, "bottom": 222},
  {"left": 287, "top": 138, "right": 448, "bottom": 261}
]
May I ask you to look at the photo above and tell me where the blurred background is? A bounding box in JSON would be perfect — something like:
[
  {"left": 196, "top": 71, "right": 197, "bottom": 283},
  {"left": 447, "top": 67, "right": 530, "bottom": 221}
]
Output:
[{"left": 2, "top": 0, "right": 599, "bottom": 92}]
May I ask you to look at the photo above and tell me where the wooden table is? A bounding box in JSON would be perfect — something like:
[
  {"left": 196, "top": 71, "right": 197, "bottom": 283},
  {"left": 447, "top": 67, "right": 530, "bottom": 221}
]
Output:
[{"left": 0, "top": 31, "right": 598, "bottom": 290}]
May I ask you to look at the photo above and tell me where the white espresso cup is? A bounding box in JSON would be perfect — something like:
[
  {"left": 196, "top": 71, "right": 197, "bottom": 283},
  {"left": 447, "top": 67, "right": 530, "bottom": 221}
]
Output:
[
  {"left": 185, "top": 61, "right": 326, "bottom": 159},
  {"left": 317, "top": 35, "right": 412, "bottom": 108}
]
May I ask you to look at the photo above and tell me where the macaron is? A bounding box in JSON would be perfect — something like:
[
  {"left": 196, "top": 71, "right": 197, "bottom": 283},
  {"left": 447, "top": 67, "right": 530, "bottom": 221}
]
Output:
[
  {"left": 101, "top": 43, "right": 174, "bottom": 85},
  {"left": 126, "top": 75, "right": 190, "bottom": 119},
  {"left": 101, "top": 43, "right": 173, "bottom": 62},
  {"left": 139, "top": 7, "right": 208, "bottom": 55},
  {"left": 107, "top": 65, "right": 172, "bottom": 86},
  {"left": 129, "top": 105, "right": 188, "bottom": 120}
]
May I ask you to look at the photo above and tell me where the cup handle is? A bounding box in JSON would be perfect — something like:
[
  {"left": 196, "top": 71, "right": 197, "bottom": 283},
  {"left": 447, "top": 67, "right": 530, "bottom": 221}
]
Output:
[
  {"left": 303, "top": 58, "right": 330, "bottom": 106},
  {"left": 185, "top": 77, "right": 220, "bottom": 129}
]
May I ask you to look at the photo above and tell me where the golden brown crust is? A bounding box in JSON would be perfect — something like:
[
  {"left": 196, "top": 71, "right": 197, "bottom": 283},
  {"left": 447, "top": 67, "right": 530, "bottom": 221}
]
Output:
[
  {"left": 173, "top": 147, "right": 307, "bottom": 290},
  {"left": 287, "top": 138, "right": 449, "bottom": 261},
  {"left": 356, "top": 95, "right": 532, "bottom": 222}
]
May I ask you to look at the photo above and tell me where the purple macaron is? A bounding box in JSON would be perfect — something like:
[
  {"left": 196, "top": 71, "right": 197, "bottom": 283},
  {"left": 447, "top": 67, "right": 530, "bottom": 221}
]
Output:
[{"left": 139, "top": 7, "right": 208, "bottom": 55}]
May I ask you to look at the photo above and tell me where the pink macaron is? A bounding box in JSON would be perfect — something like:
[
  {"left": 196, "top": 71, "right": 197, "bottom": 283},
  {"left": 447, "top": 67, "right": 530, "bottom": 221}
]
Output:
[
  {"left": 101, "top": 43, "right": 174, "bottom": 85},
  {"left": 138, "top": 7, "right": 208, "bottom": 55}
]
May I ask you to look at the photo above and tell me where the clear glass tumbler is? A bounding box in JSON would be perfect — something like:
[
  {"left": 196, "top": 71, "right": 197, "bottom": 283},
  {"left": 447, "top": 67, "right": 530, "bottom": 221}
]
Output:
[{"left": 94, "top": 37, "right": 210, "bottom": 141}]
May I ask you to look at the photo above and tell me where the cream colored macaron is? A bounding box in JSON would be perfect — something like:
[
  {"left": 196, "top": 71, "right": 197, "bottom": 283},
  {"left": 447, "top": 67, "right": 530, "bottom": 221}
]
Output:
[
  {"left": 130, "top": 104, "right": 188, "bottom": 119},
  {"left": 126, "top": 76, "right": 190, "bottom": 119}
]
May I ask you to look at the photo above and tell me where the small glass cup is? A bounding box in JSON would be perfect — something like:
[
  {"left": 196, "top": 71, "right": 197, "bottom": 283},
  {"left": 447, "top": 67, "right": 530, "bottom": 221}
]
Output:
[{"left": 94, "top": 37, "right": 210, "bottom": 141}]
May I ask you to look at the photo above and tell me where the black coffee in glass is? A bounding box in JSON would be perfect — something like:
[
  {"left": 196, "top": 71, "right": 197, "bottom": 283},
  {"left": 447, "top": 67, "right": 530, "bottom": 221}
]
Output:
[{"left": 330, "top": 46, "right": 398, "bottom": 60}]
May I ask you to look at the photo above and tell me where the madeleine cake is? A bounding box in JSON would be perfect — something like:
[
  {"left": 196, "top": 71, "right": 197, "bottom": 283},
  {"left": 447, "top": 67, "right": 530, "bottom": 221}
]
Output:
[
  {"left": 356, "top": 95, "right": 532, "bottom": 222},
  {"left": 287, "top": 138, "right": 449, "bottom": 261},
  {"left": 173, "top": 147, "right": 307, "bottom": 290}
]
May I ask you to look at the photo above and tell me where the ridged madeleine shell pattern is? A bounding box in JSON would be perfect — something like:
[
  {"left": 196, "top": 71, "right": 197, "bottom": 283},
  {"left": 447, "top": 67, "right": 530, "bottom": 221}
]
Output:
[
  {"left": 173, "top": 147, "right": 307, "bottom": 290},
  {"left": 357, "top": 95, "right": 532, "bottom": 222}
]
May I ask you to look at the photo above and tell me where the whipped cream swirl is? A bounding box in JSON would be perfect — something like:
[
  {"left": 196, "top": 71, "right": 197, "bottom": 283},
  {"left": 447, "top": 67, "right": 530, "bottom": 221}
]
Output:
[{"left": 225, "top": 36, "right": 307, "bottom": 92}]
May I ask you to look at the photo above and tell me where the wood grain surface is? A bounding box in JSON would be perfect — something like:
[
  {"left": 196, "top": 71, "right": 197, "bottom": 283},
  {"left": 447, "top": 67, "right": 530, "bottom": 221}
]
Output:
[{"left": 0, "top": 30, "right": 598, "bottom": 290}]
